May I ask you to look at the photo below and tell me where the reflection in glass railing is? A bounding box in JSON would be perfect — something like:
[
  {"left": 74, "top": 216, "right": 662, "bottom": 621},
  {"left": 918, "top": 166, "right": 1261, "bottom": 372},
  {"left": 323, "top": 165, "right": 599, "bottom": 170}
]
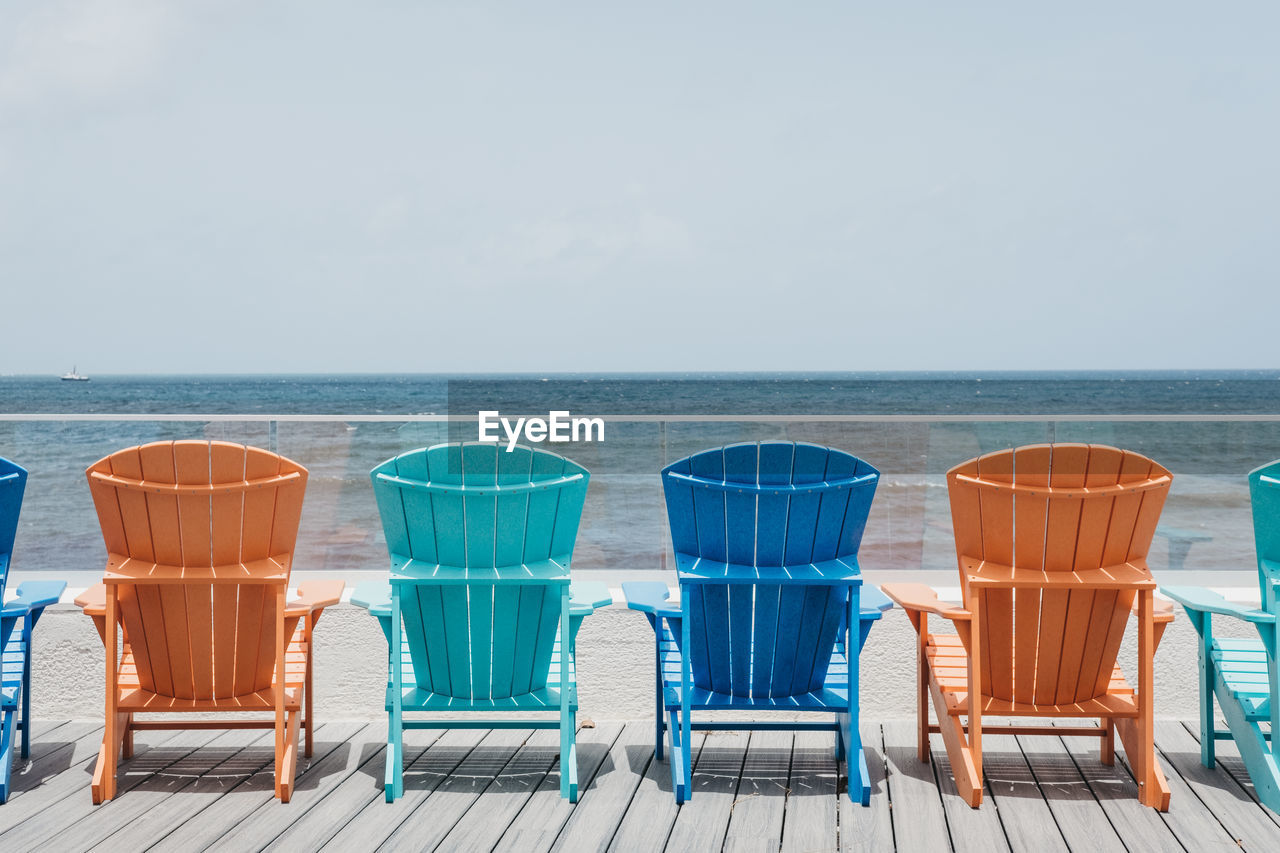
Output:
[{"left": 2, "top": 415, "right": 1276, "bottom": 576}]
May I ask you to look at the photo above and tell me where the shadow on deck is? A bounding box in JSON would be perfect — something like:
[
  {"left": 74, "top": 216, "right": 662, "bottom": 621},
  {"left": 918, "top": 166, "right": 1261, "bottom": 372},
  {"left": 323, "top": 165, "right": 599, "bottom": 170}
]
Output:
[{"left": 1, "top": 718, "right": 1277, "bottom": 851}]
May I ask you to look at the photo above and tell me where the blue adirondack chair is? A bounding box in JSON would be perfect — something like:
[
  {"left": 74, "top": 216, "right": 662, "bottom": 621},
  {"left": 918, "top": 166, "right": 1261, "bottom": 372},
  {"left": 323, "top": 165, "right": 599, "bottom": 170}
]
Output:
[
  {"left": 624, "top": 442, "right": 893, "bottom": 804},
  {"left": 352, "top": 443, "right": 611, "bottom": 803},
  {"left": 1163, "top": 459, "right": 1280, "bottom": 813},
  {"left": 1, "top": 458, "right": 66, "bottom": 803}
]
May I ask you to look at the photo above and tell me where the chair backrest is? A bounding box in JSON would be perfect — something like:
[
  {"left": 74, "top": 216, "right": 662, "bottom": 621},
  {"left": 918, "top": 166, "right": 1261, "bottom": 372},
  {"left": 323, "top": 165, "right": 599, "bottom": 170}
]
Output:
[
  {"left": 0, "top": 457, "right": 28, "bottom": 601},
  {"left": 371, "top": 443, "right": 590, "bottom": 699},
  {"left": 86, "top": 441, "right": 308, "bottom": 699},
  {"left": 948, "top": 443, "right": 1171, "bottom": 706},
  {"left": 662, "top": 441, "right": 879, "bottom": 698},
  {"left": 1248, "top": 459, "right": 1280, "bottom": 614}
]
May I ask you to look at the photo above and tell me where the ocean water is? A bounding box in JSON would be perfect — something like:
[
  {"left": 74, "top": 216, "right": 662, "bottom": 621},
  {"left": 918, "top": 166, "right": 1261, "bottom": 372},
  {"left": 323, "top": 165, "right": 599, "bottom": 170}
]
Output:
[{"left": 3, "top": 371, "right": 1279, "bottom": 578}]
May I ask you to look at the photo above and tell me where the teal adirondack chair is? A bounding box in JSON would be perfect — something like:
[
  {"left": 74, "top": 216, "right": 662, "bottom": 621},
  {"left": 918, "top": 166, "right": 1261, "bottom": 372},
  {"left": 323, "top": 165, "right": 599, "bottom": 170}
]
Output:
[
  {"left": 624, "top": 442, "right": 893, "bottom": 804},
  {"left": 352, "top": 443, "right": 611, "bottom": 803},
  {"left": 1163, "top": 459, "right": 1280, "bottom": 813},
  {"left": 1, "top": 457, "right": 66, "bottom": 803}
]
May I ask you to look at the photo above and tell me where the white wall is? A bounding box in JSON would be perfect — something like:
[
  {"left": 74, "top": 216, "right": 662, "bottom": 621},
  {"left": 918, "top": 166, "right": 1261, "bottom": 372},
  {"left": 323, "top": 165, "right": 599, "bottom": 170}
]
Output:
[{"left": 26, "top": 598, "right": 1250, "bottom": 726}]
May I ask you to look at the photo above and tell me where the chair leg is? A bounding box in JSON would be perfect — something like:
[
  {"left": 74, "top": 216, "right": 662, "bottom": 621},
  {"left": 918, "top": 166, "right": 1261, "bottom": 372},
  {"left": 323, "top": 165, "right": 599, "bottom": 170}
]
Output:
[
  {"left": 305, "top": 615, "right": 316, "bottom": 758},
  {"left": 20, "top": 642, "right": 31, "bottom": 760},
  {"left": 650, "top": 615, "right": 665, "bottom": 762},
  {"left": 1115, "top": 716, "right": 1171, "bottom": 811},
  {"left": 561, "top": 708, "right": 578, "bottom": 802},
  {"left": 839, "top": 711, "right": 870, "bottom": 805},
  {"left": 929, "top": 677, "right": 982, "bottom": 807},
  {"left": 277, "top": 708, "right": 301, "bottom": 803},
  {"left": 1100, "top": 718, "right": 1114, "bottom": 765},
  {"left": 122, "top": 713, "right": 134, "bottom": 759},
  {"left": 668, "top": 707, "right": 688, "bottom": 804},
  {"left": 916, "top": 615, "right": 930, "bottom": 763},
  {"left": 91, "top": 712, "right": 128, "bottom": 804},
  {"left": 0, "top": 707, "right": 15, "bottom": 804}
]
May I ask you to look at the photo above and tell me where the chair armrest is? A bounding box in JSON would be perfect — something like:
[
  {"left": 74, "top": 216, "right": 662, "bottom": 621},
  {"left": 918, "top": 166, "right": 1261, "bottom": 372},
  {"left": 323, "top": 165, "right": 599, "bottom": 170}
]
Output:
[
  {"left": 1140, "top": 596, "right": 1176, "bottom": 624},
  {"left": 1, "top": 579, "right": 66, "bottom": 615},
  {"left": 350, "top": 580, "right": 392, "bottom": 617},
  {"left": 569, "top": 581, "right": 613, "bottom": 616},
  {"left": 1160, "top": 585, "right": 1275, "bottom": 624},
  {"left": 622, "top": 581, "right": 681, "bottom": 618},
  {"left": 285, "top": 580, "right": 345, "bottom": 617},
  {"left": 859, "top": 586, "right": 894, "bottom": 619},
  {"left": 75, "top": 583, "right": 107, "bottom": 616},
  {"left": 880, "top": 583, "right": 971, "bottom": 621}
]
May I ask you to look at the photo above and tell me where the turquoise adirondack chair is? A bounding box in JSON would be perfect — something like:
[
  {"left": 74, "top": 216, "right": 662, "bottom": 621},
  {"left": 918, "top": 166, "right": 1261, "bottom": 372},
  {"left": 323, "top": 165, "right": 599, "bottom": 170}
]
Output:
[
  {"left": 623, "top": 442, "right": 893, "bottom": 804},
  {"left": 1163, "top": 459, "right": 1280, "bottom": 812},
  {"left": 1, "top": 458, "right": 66, "bottom": 803},
  {"left": 352, "top": 443, "right": 611, "bottom": 803}
]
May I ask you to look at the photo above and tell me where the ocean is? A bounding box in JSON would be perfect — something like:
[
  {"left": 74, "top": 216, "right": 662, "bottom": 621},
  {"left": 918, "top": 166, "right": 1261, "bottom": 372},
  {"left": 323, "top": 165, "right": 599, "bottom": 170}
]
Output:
[{"left": 3, "top": 371, "right": 1279, "bottom": 579}]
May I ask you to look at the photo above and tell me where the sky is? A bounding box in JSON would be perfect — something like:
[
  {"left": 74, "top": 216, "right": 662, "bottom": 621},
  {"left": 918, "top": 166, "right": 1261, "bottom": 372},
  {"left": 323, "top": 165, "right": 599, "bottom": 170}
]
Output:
[{"left": 1, "top": 1, "right": 1277, "bottom": 373}]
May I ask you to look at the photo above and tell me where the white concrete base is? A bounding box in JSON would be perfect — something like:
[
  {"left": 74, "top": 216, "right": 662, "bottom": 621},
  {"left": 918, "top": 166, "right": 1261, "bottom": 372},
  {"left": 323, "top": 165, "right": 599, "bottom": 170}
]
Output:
[{"left": 25, "top": 599, "right": 1247, "bottom": 725}]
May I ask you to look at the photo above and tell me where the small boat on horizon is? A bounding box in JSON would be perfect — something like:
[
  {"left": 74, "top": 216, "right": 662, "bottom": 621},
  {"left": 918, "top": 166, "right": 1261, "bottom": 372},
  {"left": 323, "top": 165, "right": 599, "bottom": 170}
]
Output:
[{"left": 61, "top": 366, "right": 90, "bottom": 381}]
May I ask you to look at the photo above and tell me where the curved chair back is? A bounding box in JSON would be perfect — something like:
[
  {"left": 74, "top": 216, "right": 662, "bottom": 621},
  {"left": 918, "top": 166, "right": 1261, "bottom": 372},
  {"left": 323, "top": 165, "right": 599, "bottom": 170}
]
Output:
[
  {"left": 0, "top": 457, "right": 28, "bottom": 602},
  {"left": 948, "top": 443, "right": 1171, "bottom": 706},
  {"left": 662, "top": 441, "right": 879, "bottom": 698},
  {"left": 1248, "top": 459, "right": 1280, "bottom": 614},
  {"left": 371, "top": 443, "right": 589, "bottom": 700},
  {"left": 86, "top": 441, "right": 308, "bottom": 699}
]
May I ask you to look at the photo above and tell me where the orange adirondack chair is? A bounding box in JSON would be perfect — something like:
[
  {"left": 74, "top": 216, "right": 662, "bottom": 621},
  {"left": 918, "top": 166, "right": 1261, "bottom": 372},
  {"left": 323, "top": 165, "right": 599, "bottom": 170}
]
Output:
[
  {"left": 75, "top": 441, "right": 343, "bottom": 804},
  {"left": 882, "top": 444, "right": 1176, "bottom": 810}
]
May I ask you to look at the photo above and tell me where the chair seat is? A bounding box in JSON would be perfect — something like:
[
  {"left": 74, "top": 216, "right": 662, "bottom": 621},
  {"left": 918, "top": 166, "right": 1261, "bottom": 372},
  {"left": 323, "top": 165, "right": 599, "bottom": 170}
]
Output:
[
  {"left": 927, "top": 634, "right": 1139, "bottom": 718},
  {"left": 386, "top": 636, "right": 578, "bottom": 712},
  {"left": 658, "top": 628, "right": 853, "bottom": 710},
  {"left": 1, "top": 630, "right": 24, "bottom": 709},
  {"left": 114, "top": 624, "right": 308, "bottom": 712},
  {"left": 1212, "top": 637, "right": 1273, "bottom": 720}
]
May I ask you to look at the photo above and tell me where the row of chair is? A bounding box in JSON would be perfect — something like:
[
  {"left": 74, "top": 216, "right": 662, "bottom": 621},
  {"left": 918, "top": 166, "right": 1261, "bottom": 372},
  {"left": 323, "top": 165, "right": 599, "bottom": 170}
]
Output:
[{"left": 1, "top": 441, "right": 1277, "bottom": 817}]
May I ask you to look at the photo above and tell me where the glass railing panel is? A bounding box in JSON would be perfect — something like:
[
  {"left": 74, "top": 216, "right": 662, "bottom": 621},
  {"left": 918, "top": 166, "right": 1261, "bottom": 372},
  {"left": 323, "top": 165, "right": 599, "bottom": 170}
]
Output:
[{"left": 1, "top": 415, "right": 1274, "bottom": 577}]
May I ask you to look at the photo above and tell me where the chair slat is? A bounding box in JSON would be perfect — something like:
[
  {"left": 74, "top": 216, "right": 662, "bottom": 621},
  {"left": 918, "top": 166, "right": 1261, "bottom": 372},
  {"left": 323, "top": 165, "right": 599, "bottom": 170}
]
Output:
[
  {"left": 691, "top": 449, "right": 727, "bottom": 563},
  {"left": 728, "top": 584, "right": 753, "bottom": 695},
  {"left": 977, "top": 451, "right": 1015, "bottom": 701},
  {"left": 1012, "top": 444, "right": 1050, "bottom": 704},
  {"left": 811, "top": 449, "right": 854, "bottom": 563}
]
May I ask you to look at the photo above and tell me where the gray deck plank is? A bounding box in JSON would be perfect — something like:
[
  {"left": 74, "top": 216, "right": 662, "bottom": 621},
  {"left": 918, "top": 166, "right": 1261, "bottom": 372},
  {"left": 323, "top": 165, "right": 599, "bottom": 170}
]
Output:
[
  {"left": 0, "top": 722, "right": 101, "bottom": 814},
  {"left": 783, "top": 731, "right": 836, "bottom": 853},
  {"left": 147, "top": 721, "right": 365, "bottom": 853},
  {"left": 439, "top": 729, "right": 563, "bottom": 852},
  {"left": 1180, "top": 720, "right": 1280, "bottom": 829},
  {"left": 77, "top": 727, "right": 272, "bottom": 853},
  {"left": 1015, "top": 732, "right": 1126, "bottom": 853},
  {"left": 377, "top": 727, "right": 534, "bottom": 852},
  {"left": 268, "top": 727, "right": 458, "bottom": 852},
  {"left": 1058, "top": 719, "right": 1235, "bottom": 852},
  {"left": 981, "top": 730, "right": 1068, "bottom": 853},
  {"left": 12, "top": 718, "right": 1280, "bottom": 852},
  {"left": 198, "top": 722, "right": 379, "bottom": 853},
  {"left": 1154, "top": 719, "right": 1280, "bottom": 849},
  {"left": 0, "top": 727, "right": 216, "bottom": 850},
  {"left": 722, "top": 730, "right": 792, "bottom": 853},
  {"left": 926, "top": 730, "right": 1010, "bottom": 853},
  {"left": 491, "top": 722, "right": 623, "bottom": 853},
  {"left": 107, "top": 725, "right": 309, "bottom": 853},
  {"left": 317, "top": 727, "right": 486, "bottom": 852},
  {"left": 881, "top": 720, "right": 951, "bottom": 852},
  {"left": 663, "top": 730, "right": 749, "bottom": 853},
  {"left": 550, "top": 723, "right": 654, "bottom": 853},
  {"left": 608, "top": 729, "right": 705, "bottom": 853},
  {"left": 837, "top": 723, "right": 891, "bottom": 853}
]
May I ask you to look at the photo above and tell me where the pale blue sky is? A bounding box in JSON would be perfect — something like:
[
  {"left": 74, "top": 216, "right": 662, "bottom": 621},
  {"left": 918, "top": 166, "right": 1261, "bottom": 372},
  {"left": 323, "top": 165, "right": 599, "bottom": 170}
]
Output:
[{"left": 1, "top": 1, "right": 1276, "bottom": 373}]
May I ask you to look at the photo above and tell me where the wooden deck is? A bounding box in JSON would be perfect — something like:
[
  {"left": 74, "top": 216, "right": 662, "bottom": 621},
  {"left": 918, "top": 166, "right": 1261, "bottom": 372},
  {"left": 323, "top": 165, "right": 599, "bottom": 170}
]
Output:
[{"left": 2, "top": 719, "right": 1278, "bottom": 851}]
